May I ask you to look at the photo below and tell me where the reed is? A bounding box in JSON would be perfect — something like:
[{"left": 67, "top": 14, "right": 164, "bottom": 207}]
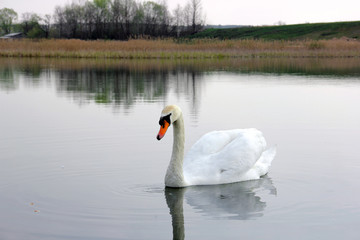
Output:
[{"left": 0, "top": 38, "right": 360, "bottom": 59}]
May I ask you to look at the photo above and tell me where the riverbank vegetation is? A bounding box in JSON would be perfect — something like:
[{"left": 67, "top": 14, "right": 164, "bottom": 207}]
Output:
[
  {"left": 192, "top": 21, "right": 360, "bottom": 40},
  {"left": 1, "top": 38, "right": 360, "bottom": 59}
]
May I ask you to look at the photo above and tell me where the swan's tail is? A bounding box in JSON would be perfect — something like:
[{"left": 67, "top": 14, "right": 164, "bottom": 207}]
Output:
[{"left": 254, "top": 146, "right": 276, "bottom": 177}]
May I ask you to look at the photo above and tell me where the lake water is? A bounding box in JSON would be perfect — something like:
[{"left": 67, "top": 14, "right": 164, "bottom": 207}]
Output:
[{"left": 1, "top": 58, "right": 360, "bottom": 239}]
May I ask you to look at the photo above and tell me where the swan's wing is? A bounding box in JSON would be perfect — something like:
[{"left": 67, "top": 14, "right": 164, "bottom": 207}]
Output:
[
  {"left": 186, "top": 130, "right": 243, "bottom": 156},
  {"left": 210, "top": 128, "right": 267, "bottom": 174},
  {"left": 184, "top": 129, "right": 267, "bottom": 185}
]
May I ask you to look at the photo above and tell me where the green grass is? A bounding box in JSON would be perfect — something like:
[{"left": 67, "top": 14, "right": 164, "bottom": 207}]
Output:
[{"left": 191, "top": 21, "right": 360, "bottom": 40}]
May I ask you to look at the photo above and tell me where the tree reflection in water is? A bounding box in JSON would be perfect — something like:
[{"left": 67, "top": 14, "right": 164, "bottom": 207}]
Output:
[
  {"left": 2, "top": 57, "right": 360, "bottom": 113},
  {"left": 55, "top": 67, "right": 203, "bottom": 111},
  {"left": 0, "top": 58, "right": 208, "bottom": 114}
]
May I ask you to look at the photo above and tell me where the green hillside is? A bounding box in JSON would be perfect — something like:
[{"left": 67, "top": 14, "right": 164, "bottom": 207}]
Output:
[{"left": 191, "top": 21, "right": 360, "bottom": 40}]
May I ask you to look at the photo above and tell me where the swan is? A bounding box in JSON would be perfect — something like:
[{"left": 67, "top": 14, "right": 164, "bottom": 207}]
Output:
[{"left": 156, "top": 105, "right": 276, "bottom": 188}]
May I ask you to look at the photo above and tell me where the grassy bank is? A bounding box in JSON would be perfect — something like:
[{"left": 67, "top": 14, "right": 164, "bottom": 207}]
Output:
[
  {"left": 193, "top": 21, "right": 360, "bottom": 40},
  {"left": 1, "top": 38, "right": 360, "bottom": 59}
]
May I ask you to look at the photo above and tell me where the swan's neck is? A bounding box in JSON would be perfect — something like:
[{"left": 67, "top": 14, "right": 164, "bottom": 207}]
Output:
[{"left": 165, "top": 114, "right": 186, "bottom": 187}]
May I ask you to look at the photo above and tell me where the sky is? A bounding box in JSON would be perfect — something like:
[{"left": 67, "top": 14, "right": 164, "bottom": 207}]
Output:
[{"left": 1, "top": 0, "right": 360, "bottom": 26}]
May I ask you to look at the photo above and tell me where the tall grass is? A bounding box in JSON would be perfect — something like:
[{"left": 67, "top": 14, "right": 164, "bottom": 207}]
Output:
[{"left": 1, "top": 38, "right": 360, "bottom": 59}]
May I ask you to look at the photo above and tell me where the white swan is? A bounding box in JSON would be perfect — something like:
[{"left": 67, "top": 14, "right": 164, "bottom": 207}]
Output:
[{"left": 157, "top": 105, "right": 276, "bottom": 188}]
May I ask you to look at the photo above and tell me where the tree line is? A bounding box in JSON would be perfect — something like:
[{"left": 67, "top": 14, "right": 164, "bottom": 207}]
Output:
[{"left": 0, "top": 0, "right": 205, "bottom": 39}]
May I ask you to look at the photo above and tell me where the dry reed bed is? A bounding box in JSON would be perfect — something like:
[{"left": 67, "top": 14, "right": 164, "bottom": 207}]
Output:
[{"left": 1, "top": 39, "right": 360, "bottom": 58}]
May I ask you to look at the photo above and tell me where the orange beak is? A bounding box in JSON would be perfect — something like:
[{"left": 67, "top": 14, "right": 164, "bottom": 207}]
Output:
[{"left": 157, "top": 120, "right": 170, "bottom": 140}]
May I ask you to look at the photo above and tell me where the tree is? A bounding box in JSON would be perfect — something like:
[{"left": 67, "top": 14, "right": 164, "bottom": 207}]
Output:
[
  {"left": 21, "top": 12, "right": 44, "bottom": 38},
  {"left": 188, "top": 0, "right": 204, "bottom": 34},
  {"left": 121, "top": 0, "right": 137, "bottom": 39},
  {"left": 182, "top": 3, "right": 192, "bottom": 34},
  {"left": 40, "top": 14, "right": 52, "bottom": 38},
  {"left": 172, "top": 4, "right": 183, "bottom": 37},
  {"left": 110, "top": 0, "right": 123, "bottom": 39},
  {"left": 110, "top": 0, "right": 137, "bottom": 39},
  {"left": 63, "top": 3, "right": 83, "bottom": 38},
  {"left": 93, "top": 0, "right": 110, "bottom": 39},
  {"left": 94, "top": 0, "right": 109, "bottom": 9},
  {"left": 0, "top": 8, "right": 18, "bottom": 35},
  {"left": 132, "top": 3, "right": 145, "bottom": 36},
  {"left": 142, "top": 1, "right": 169, "bottom": 36},
  {"left": 158, "top": 0, "right": 171, "bottom": 36},
  {"left": 53, "top": 6, "right": 65, "bottom": 37},
  {"left": 83, "top": 1, "right": 97, "bottom": 39}
]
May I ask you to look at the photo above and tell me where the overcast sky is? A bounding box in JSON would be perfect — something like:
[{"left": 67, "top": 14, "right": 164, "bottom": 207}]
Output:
[{"left": 1, "top": 0, "right": 360, "bottom": 26}]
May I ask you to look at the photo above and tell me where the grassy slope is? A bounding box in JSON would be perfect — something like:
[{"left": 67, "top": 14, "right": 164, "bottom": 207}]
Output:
[{"left": 192, "top": 21, "right": 360, "bottom": 40}]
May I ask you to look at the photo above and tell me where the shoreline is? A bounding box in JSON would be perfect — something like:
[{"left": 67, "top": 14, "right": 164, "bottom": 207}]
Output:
[
  {"left": 2, "top": 56, "right": 360, "bottom": 78},
  {"left": 1, "top": 39, "right": 360, "bottom": 59}
]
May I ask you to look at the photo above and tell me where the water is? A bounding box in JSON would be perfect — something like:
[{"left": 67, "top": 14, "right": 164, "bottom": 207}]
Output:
[{"left": 1, "top": 58, "right": 360, "bottom": 239}]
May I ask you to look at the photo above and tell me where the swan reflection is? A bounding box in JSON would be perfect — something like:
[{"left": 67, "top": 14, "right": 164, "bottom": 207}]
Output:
[{"left": 165, "top": 177, "right": 276, "bottom": 239}]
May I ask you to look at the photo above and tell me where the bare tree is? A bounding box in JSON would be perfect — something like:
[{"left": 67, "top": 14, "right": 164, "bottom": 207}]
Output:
[
  {"left": 189, "top": 0, "right": 204, "bottom": 34},
  {"left": 110, "top": 0, "right": 123, "bottom": 39},
  {"left": 83, "top": 1, "right": 96, "bottom": 39},
  {"left": 40, "top": 14, "right": 52, "bottom": 38},
  {"left": 120, "top": 0, "right": 137, "bottom": 39},
  {"left": 63, "top": 3, "right": 82, "bottom": 38},
  {"left": 159, "top": 0, "right": 171, "bottom": 36},
  {"left": 182, "top": 3, "right": 191, "bottom": 34},
  {"left": 173, "top": 4, "right": 183, "bottom": 37},
  {"left": 53, "top": 6, "right": 65, "bottom": 37},
  {"left": 132, "top": 2, "right": 145, "bottom": 36}
]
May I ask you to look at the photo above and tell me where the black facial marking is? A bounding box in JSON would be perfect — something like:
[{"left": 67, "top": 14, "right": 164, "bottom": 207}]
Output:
[{"left": 159, "top": 113, "right": 171, "bottom": 127}]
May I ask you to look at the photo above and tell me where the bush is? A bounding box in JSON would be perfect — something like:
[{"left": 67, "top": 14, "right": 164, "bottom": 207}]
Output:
[{"left": 27, "top": 26, "right": 45, "bottom": 38}]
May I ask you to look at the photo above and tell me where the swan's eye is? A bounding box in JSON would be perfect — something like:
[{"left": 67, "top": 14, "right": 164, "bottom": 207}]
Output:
[{"left": 159, "top": 113, "right": 171, "bottom": 127}]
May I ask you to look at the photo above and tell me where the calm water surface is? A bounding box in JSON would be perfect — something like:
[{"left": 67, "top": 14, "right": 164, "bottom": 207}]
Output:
[{"left": 0, "top": 58, "right": 360, "bottom": 239}]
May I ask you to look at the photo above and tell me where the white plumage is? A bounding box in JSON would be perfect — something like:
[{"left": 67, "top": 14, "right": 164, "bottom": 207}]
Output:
[{"left": 157, "top": 105, "right": 276, "bottom": 188}]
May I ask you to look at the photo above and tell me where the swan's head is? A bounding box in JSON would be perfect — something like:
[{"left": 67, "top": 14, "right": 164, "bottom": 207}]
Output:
[{"left": 157, "top": 105, "right": 182, "bottom": 140}]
